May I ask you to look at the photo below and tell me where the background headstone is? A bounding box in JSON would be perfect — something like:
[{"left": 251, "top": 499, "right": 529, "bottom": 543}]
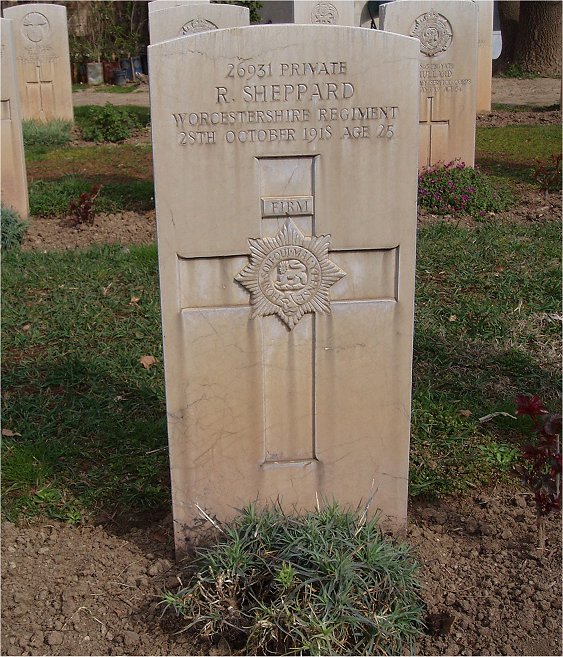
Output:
[
  {"left": 149, "top": 2, "right": 249, "bottom": 44},
  {"left": 149, "top": 25, "right": 419, "bottom": 554},
  {"left": 148, "top": 0, "right": 210, "bottom": 14},
  {"left": 293, "top": 1, "right": 356, "bottom": 25},
  {"left": 474, "top": 0, "right": 493, "bottom": 112},
  {"left": 381, "top": 0, "right": 478, "bottom": 168},
  {"left": 3, "top": 3, "right": 73, "bottom": 122},
  {"left": 1, "top": 18, "right": 29, "bottom": 219}
]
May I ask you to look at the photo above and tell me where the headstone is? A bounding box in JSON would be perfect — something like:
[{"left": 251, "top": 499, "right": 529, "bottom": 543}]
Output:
[
  {"left": 381, "top": 0, "right": 478, "bottom": 168},
  {"left": 1, "top": 18, "right": 29, "bottom": 219},
  {"left": 474, "top": 0, "right": 493, "bottom": 112},
  {"left": 149, "top": 3, "right": 249, "bottom": 44},
  {"left": 149, "top": 25, "right": 419, "bottom": 555},
  {"left": 148, "top": 0, "right": 210, "bottom": 14},
  {"left": 293, "top": 1, "right": 356, "bottom": 25},
  {"left": 3, "top": 3, "right": 73, "bottom": 122}
]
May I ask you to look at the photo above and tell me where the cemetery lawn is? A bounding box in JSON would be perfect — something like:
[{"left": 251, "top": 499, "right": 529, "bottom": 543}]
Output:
[{"left": 1, "top": 105, "right": 561, "bottom": 657}]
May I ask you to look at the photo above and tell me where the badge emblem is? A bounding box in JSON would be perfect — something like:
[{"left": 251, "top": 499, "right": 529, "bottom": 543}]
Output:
[
  {"left": 181, "top": 18, "right": 218, "bottom": 35},
  {"left": 410, "top": 11, "right": 453, "bottom": 57},
  {"left": 235, "top": 219, "right": 346, "bottom": 329},
  {"left": 311, "top": 2, "right": 339, "bottom": 24}
]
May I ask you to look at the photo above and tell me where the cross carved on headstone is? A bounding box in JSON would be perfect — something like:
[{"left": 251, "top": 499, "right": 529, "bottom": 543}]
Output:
[{"left": 419, "top": 95, "right": 449, "bottom": 167}]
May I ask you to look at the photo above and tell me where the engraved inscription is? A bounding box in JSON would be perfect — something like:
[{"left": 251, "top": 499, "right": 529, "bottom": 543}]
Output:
[
  {"left": 171, "top": 59, "right": 399, "bottom": 147},
  {"left": 410, "top": 11, "right": 453, "bottom": 57},
  {"left": 262, "top": 196, "right": 314, "bottom": 217},
  {"left": 311, "top": 2, "right": 338, "bottom": 24},
  {"left": 22, "top": 12, "right": 50, "bottom": 43},
  {"left": 181, "top": 18, "right": 218, "bottom": 35},
  {"left": 235, "top": 220, "right": 346, "bottom": 330}
]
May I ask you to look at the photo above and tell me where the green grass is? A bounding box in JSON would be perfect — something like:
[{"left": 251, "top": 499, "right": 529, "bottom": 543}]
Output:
[
  {"left": 410, "top": 220, "right": 561, "bottom": 496},
  {"left": 29, "top": 176, "right": 154, "bottom": 216},
  {"left": 476, "top": 124, "right": 562, "bottom": 186},
  {"left": 163, "top": 504, "right": 423, "bottom": 656},
  {"left": 2, "top": 244, "right": 167, "bottom": 522},
  {"left": 73, "top": 83, "right": 142, "bottom": 94}
]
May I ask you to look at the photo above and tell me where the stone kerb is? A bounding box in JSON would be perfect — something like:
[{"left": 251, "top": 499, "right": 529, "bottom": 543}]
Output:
[
  {"left": 381, "top": 0, "right": 478, "bottom": 168},
  {"left": 149, "top": 25, "right": 419, "bottom": 555},
  {"left": 3, "top": 3, "right": 73, "bottom": 122},
  {"left": 149, "top": 3, "right": 249, "bottom": 44},
  {"left": 1, "top": 18, "right": 29, "bottom": 219}
]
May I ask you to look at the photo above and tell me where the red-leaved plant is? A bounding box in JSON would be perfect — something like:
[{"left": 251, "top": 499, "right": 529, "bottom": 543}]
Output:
[
  {"left": 68, "top": 185, "right": 102, "bottom": 227},
  {"left": 514, "top": 394, "right": 562, "bottom": 549}
]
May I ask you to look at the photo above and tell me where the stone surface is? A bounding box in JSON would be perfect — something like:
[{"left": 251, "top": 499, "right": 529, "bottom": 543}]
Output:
[
  {"left": 149, "top": 25, "right": 419, "bottom": 555},
  {"left": 0, "top": 18, "right": 29, "bottom": 218},
  {"left": 381, "top": 0, "right": 478, "bottom": 168},
  {"left": 3, "top": 3, "right": 73, "bottom": 122},
  {"left": 293, "top": 1, "right": 356, "bottom": 25},
  {"left": 474, "top": 0, "right": 493, "bottom": 112},
  {"left": 149, "top": 2, "right": 249, "bottom": 44},
  {"left": 148, "top": 0, "right": 209, "bottom": 14}
]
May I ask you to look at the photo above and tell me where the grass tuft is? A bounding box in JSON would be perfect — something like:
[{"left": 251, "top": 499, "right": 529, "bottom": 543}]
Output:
[{"left": 162, "top": 504, "right": 424, "bottom": 656}]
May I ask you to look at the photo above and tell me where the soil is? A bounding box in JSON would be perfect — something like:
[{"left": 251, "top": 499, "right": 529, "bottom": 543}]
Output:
[
  {"left": 2, "top": 486, "right": 561, "bottom": 657},
  {"left": 4, "top": 81, "right": 562, "bottom": 656}
]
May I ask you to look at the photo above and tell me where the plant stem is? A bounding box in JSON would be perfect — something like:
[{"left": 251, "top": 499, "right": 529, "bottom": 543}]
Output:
[{"left": 537, "top": 515, "right": 546, "bottom": 550}]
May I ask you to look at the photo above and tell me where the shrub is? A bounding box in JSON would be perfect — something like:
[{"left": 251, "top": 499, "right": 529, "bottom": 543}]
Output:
[
  {"left": 418, "top": 161, "right": 512, "bottom": 219},
  {"left": 162, "top": 504, "right": 424, "bottom": 656},
  {"left": 22, "top": 119, "right": 73, "bottom": 149},
  {"left": 80, "top": 103, "right": 139, "bottom": 142},
  {"left": 68, "top": 185, "right": 102, "bottom": 226},
  {"left": 1, "top": 204, "right": 28, "bottom": 250},
  {"left": 514, "top": 394, "right": 562, "bottom": 550},
  {"left": 532, "top": 154, "right": 562, "bottom": 197}
]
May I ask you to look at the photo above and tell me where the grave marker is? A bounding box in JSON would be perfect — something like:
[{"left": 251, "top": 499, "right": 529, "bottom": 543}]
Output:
[
  {"left": 149, "top": 2, "right": 249, "bottom": 44},
  {"left": 149, "top": 25, "right": 419, "bottom": 554},
  {"left": 381, "top": 0, "right": 478, "bottom": 168},
  {"left": 474, "top": 0, "right": 493, "bottom": 112},
  {"left": 293, "top": 1, "right": 356, "bottom": 26},
  {"left": 148, "top": 0, "right": 210, "bottom": 14},
  {"left": 1, "top": 18, "right": 29, "bottom": 219},
  {"left": 3, "top": 3, "right": 73, "bottom": 122}
]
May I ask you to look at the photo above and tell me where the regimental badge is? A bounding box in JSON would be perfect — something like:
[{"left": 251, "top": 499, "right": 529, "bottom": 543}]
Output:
[
  {"left": 410, "top": 11, "right": 453, "bottom": 57},
  {"left": 235, "top": 219, "right": 346, "bottom": 330},
  {"left": 180, "top": 18, "right": 218, "bottom": 35},
  {"left": 311, "top": 2, "right": 339, "bottom": 24},
  {"left": 22, "top": 12, "right": 50, "bottom": 43}
]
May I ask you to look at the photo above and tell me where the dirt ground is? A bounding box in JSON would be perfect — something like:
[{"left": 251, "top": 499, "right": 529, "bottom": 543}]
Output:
[{"left": 2, "top": 486, "right": 561, "bottom": 657}]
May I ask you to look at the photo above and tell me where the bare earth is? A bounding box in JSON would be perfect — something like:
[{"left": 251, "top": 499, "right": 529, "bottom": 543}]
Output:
[{"left": 3, "top": 80, "right": 562, "bottom": 656}]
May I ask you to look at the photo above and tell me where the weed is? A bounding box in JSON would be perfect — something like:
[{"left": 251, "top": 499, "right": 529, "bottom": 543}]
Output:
[
  {"left": 514, "top": 395, "right": 561, "bottom": 549},
  {"left": 532, "top": 154, "right": 562, "bottom": 197},
  {"left": 161, "top": 504, "right": 424, "bottom": 656},
  {"left": 22, "top": 119, "right": 73, "bottom": 149},
  {"left": 74, "top": 104, "right": 150, "bottom": 129},
  {"left": 418, "top": 161, "right": 512, "bottom": 219},
  {"left": 80, "top": 103, "right": 140, "bottom": 142},
  {"left": 499, "top": 63, "right": 539, "bottom": 79},
  {"left": 68, "top": 185, "right": 102, "bottom": 226},
  {"left": 1, "top": 204, "right": 28, "bottom": 250}
]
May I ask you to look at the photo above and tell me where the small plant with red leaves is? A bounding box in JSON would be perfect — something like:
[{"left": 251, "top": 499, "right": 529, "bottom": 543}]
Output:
[
  {"left": 532, "top": 154, "right": 562, "bottom": 198},
  {"left": 68, "top": 185, "right": 102, "bottom": 227},
  {"left": 514, "top": 394, "right": 562, "bottom": 549}
]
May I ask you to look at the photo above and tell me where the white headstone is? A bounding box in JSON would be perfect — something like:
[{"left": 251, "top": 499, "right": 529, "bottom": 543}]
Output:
[
  {"left": 149, "top": 25, "right": 419, "bottom": 554},
  {"left": 381, "top": 0, "right": 478, "bottom": 168},
  {"left": 149, "top": 3, "right": 249, "bottom": 44},
  {"left": 148, "top": 0, "right": 210, "bottom": 14},
  {"left": 474, "top": 0, "right": 493, "bottom": 113},
  {"left": 3, "top": 3, "right": 73, "bottom": 122},
  {"left": 294, "top": 1, "right": 356, "bottom": 25},
  {"left": 1, "top": 18, "right": 29, "bottom": 219}
]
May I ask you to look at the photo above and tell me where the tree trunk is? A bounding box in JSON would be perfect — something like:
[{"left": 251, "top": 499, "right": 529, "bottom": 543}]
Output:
[
  {"left": 493, "top": 1, "right": 520, "bottom": 75},
  {"left": 515, "top": 1, "right": 562, "bottom": 76}
]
